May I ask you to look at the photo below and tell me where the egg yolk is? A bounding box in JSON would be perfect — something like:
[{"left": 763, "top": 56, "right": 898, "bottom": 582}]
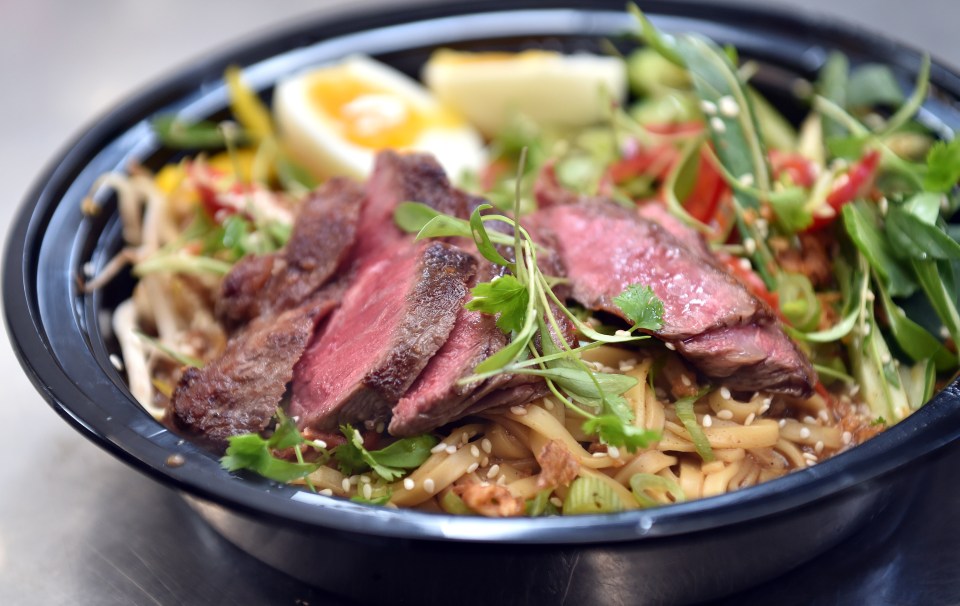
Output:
[{"left": 307, "top": 68, "right": 457, "bottom": 150}]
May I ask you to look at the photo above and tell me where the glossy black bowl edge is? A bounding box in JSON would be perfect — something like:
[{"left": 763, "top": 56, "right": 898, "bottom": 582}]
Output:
[{"left": 4, "top": 0, "right": 960, "bottom": 548}]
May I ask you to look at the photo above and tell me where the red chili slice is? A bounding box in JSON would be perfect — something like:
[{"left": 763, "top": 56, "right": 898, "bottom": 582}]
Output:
[{"left": 808, "top": 149, "right": 880, "bottom": 231}]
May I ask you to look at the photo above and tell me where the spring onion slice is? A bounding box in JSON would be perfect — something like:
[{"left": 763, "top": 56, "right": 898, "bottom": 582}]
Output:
[
  {"left": 674, "top": 389, "right": 714, "bottom": 462},
  {"left": 562, "top": 476, "right": 626, "bottom": 515},
  {"left": 629, "top": 473, "right": 686, "bottom": 508}
]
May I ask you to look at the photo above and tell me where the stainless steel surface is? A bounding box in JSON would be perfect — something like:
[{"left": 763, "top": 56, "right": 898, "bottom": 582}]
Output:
[{"left": 1, "top": 1, "right": 959, "bottom": 604}]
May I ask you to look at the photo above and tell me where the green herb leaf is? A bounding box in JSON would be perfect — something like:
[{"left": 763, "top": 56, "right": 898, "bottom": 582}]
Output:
[
  {"left": 582, "top": 415, "right": 660, "bottom": 451},
  {"left": 876, "top": 279, "right": 955, "bottom": 368},
  {"left": 847, "top": 64, "right": 905, "bottom": 108},
  {"left": 628, "top": 5, "right": 683, "bottom": 66},
  {"left": 466, "top": 275, "right": 529, "bottom": 333},
  {"left": 334, "top": 425, "right": 437, "bottom": 482},
  {"left": 518, "top": 367, "right": 638, "bottom": 405},
  {"left": 886, "top": 206, "right": 960, "bottom": 261},
  {"left": 841, "top": 202, "right": 917, "bottom": 297},
  {"left": 879, "top": 54, "right": 930, "bottom": 137},
  {"left": 924, "top": 138, "right": 960, "bottom": 193},
  {"left": 469, "top": 204, "right": 513, "bottom": 268},
  {"left": 221, "top": 434, "right": 318, "bottom": 483},
  {"left": 817, "top": 52, "right": 850, "bottom": 141},
  {"left": 613, "top": 284, "right": 665, "bottom": 331}
]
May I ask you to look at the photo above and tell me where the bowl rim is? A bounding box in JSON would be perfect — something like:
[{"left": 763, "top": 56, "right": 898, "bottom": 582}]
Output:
[{"left": 5, "top": 0, "right": 960, "bottom": 544}]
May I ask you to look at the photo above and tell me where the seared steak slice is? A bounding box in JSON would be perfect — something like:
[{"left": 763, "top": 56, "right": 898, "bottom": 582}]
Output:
[
  {"left": 529, "top": 202, "right": 767, "bottom": 340},
  {"left": 172, "top": 293, "right": 338, "bottom": 449},
  {"left": 636, "top": 202, "right": 713, "bottom": 260},
  {"left": 681, "top": 323, "right": 816, "bottom": 395},
  {"left": 529, "top": 201, "right": 814, "bottom": 396},
  {"left": 217, "top": 178, "right": 362, "bottom": 328},
  {"left": 355, "top": 151, "right": 475, "bottom": 269},
  {"left": 290, "top": 241, "right": 477, "bottom": 431}
]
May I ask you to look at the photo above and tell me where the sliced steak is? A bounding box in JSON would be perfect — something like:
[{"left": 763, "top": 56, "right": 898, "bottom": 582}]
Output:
[
  {"left": 290, "top": 241, "right": 477, "bottom": 431},
  {"left": 354, "top": 151, "right": 475, "bottom": 269},
  {"left": 529, "top": 202, "right": 767, "bottom": 340},
  {"left": 216, "top": 178, "right": 362, "bottom": 328},
  {"left": 680, "top": 323, "right": 816, "bottom": 395},
  {"left": 172, "top": 293, "right": 338, "bottom": 449},
  {"left": 636, "top": 201, "right": 713, "bottom": 260},
  {"left": 529, "top": 201, "right": 814, "bottom": 396}
]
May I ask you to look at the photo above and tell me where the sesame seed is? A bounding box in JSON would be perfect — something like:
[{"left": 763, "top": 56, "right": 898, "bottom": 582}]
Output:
[
  {"left": 743, "top": 238, "right": 757, "bottom": 255},
  {"left": 481, "top": 439, "right": 492, "bottom": 454},
  {"left": 375, "top": 421, "right": 385, "bottom": 434},
  {"left": 703, "top": 414, "right": 713, "bottom": 428},
  {"left": 665, "top": 342, "right": 676, "bottom": 351},
  {"left": 850, "top": 384, "right": 861, "bottom": 397},
  {"left": 803, "top": 452, "right": 818, "bottom": 462},
  {"left": 710, "top": 117, "right": 727, "bottom": 133},
  {"left": 592, "top": 451, "right": 607, "bottom": 458},
  {"left": 423, "top": 478, "right": 436, "bottom": 494},
  {"left": 862, "top": 323, "right": 872, "bottom": 337},
  {"left": 803, "top": 415, "right": 817, "bottom": 424},
  {"left": 550, "top": 497, "right": 563, "bottom": 508},
  {"left": 738, "top": 258, "right": 752, "bottom": 271},
  {"left": 940, "top": 326, "right": 951, "bottom": 339},
  {"left": 744, "top": 413, "right": 756, "bottom": 426},
  {"left": 755, "top": 218, "right": 769, "bottom": 237},
  {"left": 680, "top": 374, "right": 692, "bottom": 387},
  {"left": 362, "top": 483, "right": 373, "bottom": 500},
  {"left": 510, "top": 406, "right": 528, "bottom": 416},
  {"left": 818, "top": 409, "right": 830, "bottom": 422},
  {"left": 700, "top": 99, "right": 718, "bottom": 115},
  {"left": 608, "top": 446, "right": 621, "bottom": 459},
  {"left": 720, "top": 387, "right": 732, "bottom": 400},
  {"left": 83, "top": 261, "right": 96, "bottom": 278},
  {"left": 814, "top": 440, "right": 825, "bottom": 454},
  {"left": 880, "top": 353, "right": 892, "bottom": 365},
  {"left": 319, "top": 488, "right": 333, "bottom": 497},
  {"left": 717, "top": 409, "right": 734, "bottom": 420},
  {"left": 341, "top": 479, "right": 351, "bottom": 493},
  {"left": 360, "top": 474, "right": 371, "bottom": 484},
  {"left": 799, "top": 427, "right": 812, "bottom": 439},
  {"left": 759, "top": 402, "right": 770, "bottom": 415},
  {"left": 445, "top": 445, "right": 457, "bottom": 455},
  {"left": 109, "top": 354, "right": 124, "bottom": 371},
  {"left": 470, "top": 445, "right": 481, "bottom": 458},
  {"left": 879, "top": 197, "right": 889, "bottom": 215},
  {"left": 461, "top": 432, "right": 470, "bottom": 444},
  {"left": 718, "top": 96, "right": 740, "bottom": 118},
  {"left": 544, "top": 399, "right": 555, "bottom": 410},
  {"left": 466, "top": 462, "right": 480, "bottom": 474},
  {"left": 314, "top": 439, "right": 328, "bottom": 449},
  {"left": 497, "top": 475, "right": 508, "bottom": 485},
  {"left": 487, "top": 464, "right": 501, "bottom": 479},
  {"left": 431, "top": 442, "right": 447, "bottom": 454},
  {"left": 738, "top": 173, "right": 755, "bottom": 187},
  {"left": 842, "top": 431, "right": 853, "bottom": 445},
  {"left": 403, "top": 478, "right": 415, "bottom": 491},
  {"left": 614, "top": 329, "right": 631, "bottom": 337},
  {"left": 778, "top": 419, "right": 787, "bottom": 428}
]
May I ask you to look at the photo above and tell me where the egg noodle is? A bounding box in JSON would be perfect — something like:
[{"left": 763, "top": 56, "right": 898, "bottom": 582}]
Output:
[{"left": 85, "top": 7, "right": 960, "bottom": 516}]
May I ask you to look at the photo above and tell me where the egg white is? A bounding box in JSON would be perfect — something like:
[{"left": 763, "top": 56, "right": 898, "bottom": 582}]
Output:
[{"left": 275, "top": 55, "right": 486, "bottom": 181}]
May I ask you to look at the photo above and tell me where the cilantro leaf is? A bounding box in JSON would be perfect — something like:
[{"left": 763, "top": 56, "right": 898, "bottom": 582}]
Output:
[
  {"left": 221, "top": 433, "right": 319, "bottom": 483},
  {"left": 465, "top": 276, "right": 529, "bottom": 333},
  {"left": 924, "top": 138, "right": 960, "bottom": 193},
  {"left": 613, "top": 284, "right": 665, "bottom": 331},
  {"left": 334, "top": 425, "right": 438, "bottom": 482},
  {"left": 886, "top": 206, "right": 960, "bottom": 261},
  {"left": 582, "top": 415, "right": 660, "bottom": 451}
]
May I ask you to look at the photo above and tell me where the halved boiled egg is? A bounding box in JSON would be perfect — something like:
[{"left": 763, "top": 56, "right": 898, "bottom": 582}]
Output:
[
  {"left": 274, "top": 55, "right": 486, "bottom": 181},
  {"left": 423, "top": 49, "right": 628, "bottom": 137}
]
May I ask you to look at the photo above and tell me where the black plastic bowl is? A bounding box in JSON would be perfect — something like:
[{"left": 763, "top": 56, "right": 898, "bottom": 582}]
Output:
[{"left": 5, "top": 1, "right": 960, "bottom": 604}]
